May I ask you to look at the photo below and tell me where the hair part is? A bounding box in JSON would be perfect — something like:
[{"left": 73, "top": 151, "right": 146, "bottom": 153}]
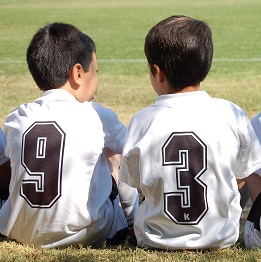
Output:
[
  {"left": 144, "top": 15, "right": 213, "bottom": 91},
  {"left": 26, "top": 22, "right": 96, "bottom": 91}
]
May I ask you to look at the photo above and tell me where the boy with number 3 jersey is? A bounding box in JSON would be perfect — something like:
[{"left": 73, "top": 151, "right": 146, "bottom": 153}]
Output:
[
  {"left": 0, "top": 23, "right": 138, "bottom": 248},
  {"left": 119, "top": 15, "right": 261, "bottom": 250}
]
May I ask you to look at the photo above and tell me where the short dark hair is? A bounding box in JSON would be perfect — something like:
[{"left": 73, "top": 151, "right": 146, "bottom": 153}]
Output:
[
  {"left": 26, "top": 22, "right": 96, "bottom": 91},
  {"left": 144, "top": 15, "right": 213, "bottom": 91}
]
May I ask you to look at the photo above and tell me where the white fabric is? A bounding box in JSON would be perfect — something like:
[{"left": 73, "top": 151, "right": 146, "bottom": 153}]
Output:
[
  {"left": 244, "top": 219, "right": 261, "bottom": 249},
  {"left": 84, "top": 100, "right": 140, "bottom": 226},
  {"left": 251, "top": 113, "right": 261, "bottom": 176},
  {"left": 91, "top": 102, "right": 139, "bottom": 226},
  {"left": 118, "top": 180, "right": 139, "bottom": 226},
  {"left": 252, "top": 113, "right": 261, "bottom": 145},
  {"left": 120, "top": 91, "right": 261, "bottom": 250},
  {"left": 0, "top": 89, "right": 127, "bottom": 248},
  {"left": 0, "top": 128, "right": 8, "bottom": 165},
  {"left": 91, "top": 102, "right": 126, "bottom": 154}
]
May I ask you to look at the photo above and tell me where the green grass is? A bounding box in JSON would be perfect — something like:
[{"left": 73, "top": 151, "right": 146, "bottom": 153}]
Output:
[
  {"left": 0, "top": 0, "right": 261, "bottom": 260},
  {"left": 0, "top": 0, "right": 261, "bottom": 125},
  {"left": 0, "top": 240, "right": 260, "bottom": 262}
]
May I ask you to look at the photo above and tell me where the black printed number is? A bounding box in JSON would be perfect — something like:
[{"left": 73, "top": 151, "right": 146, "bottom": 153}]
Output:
[
  {"left": 21, "top": 122, "right": 66, "bottom": 208},
  {"left": 162, "top": 132, "right": 208, "bottom": 225}
]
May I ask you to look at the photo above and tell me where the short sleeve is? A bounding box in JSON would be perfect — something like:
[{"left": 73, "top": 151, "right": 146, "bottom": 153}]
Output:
[
  {"left": 251, "top": 113, "right": 261, "bottom": 176},
  {"left": 235, "top": 114, "right": 261, "bottom": 179},
  {"left": 252, "top": 113, "right": 261, "bottom": 145},
  {"left": 91, "top": 102, "right": 126, "bottom": 153}
]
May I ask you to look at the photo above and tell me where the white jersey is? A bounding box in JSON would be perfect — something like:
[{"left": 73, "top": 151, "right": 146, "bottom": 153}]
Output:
[
  {"left": 0, "top": 89, "right": 127, "bottom": 248},
  {"left": 251, "top": 113, "right": 261, "bottom": 176},
  {"left": 244, "top": 113, "right": 261, "bottom": 249},
  {"left": 92, "top": 102, "right": 139, "bottom": 227},
  {"left": 91, "top": 102, "right": 126, "bottom": 154},
  {"left": 252, "top": 113, "right": 261, "bottom": 146},
  {"left": 0, "top": 128, "right": 8, "bottom": 165},
  {"left": 120, "top": 91, "right": 261, "bottom": 250}
]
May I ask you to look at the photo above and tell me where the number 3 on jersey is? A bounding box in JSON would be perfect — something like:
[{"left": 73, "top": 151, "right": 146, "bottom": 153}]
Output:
[
  {"left": 21, "top": 122, "right": 66, "bottom": 208},
  {"left": 162, "top": 132, "right": 208, "bottom": 225}
]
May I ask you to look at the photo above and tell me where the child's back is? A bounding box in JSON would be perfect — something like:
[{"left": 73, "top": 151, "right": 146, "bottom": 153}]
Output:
[
  {"left": 122, "top": 91, "right": 260, "bottom": 249},
  {"left": 0, "top": 22, "right": 135, "bottom": 248},
  {"left": 119, "top": 15, "right": 261, "bottom": 250},
  {"left": 2, "top": 89, "right": 112, "bottom": 247}
]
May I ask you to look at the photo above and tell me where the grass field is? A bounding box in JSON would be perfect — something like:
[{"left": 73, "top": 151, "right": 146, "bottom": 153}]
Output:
[{"left": 0, "top": 0, "right": 261, "bottom": 261}]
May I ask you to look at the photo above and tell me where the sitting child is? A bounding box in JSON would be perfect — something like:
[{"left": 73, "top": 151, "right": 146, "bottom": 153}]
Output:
[{"left": 119, "top": 15, "right": 261, "bottom": 250}]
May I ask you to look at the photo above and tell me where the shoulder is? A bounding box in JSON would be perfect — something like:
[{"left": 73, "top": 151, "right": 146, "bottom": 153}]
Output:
[
  {"left": 130, "top": 105, "right": 154, "bottom": 122},
  {"left": 213, "top": 98, "right": 249, "bottom": 124},
  {"left": 4, "top": 104, "right": 27, "bottom": 127},
  {"left": 214, "top": 98, "right": 245, "bottom": 113},
  {"left": 91, "top": 102, "right": 126, "bottom": 152},
  {"left": 91, "top": 102, "right": 115, "bottom": 118},
  {"left": 127, "top": 104, "right": 157, "bottom": 134},
  {"left": 90, "top": 102, "right": 124, "bottom": 128}
]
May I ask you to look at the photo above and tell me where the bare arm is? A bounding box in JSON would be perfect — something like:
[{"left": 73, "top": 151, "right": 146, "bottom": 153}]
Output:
[
  {"left": 103, "top": 147, "right": 121, "bottom": 185},
  {"left": 237, "top": 178, "right": 245, "bottom": 190}
]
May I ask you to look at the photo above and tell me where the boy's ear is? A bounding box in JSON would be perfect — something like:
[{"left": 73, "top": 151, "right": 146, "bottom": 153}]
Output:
[
  {"left": 154, "top": 64, "right": 165, "bottom": 83},
  {"left": 70, "top": 63, "right": 83, "bottom": 86}
]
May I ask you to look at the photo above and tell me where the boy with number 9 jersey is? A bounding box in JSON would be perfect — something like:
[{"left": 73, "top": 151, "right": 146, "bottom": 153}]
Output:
[{"left": 0, "top": 23, "right": 138, "bottom": 248}]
